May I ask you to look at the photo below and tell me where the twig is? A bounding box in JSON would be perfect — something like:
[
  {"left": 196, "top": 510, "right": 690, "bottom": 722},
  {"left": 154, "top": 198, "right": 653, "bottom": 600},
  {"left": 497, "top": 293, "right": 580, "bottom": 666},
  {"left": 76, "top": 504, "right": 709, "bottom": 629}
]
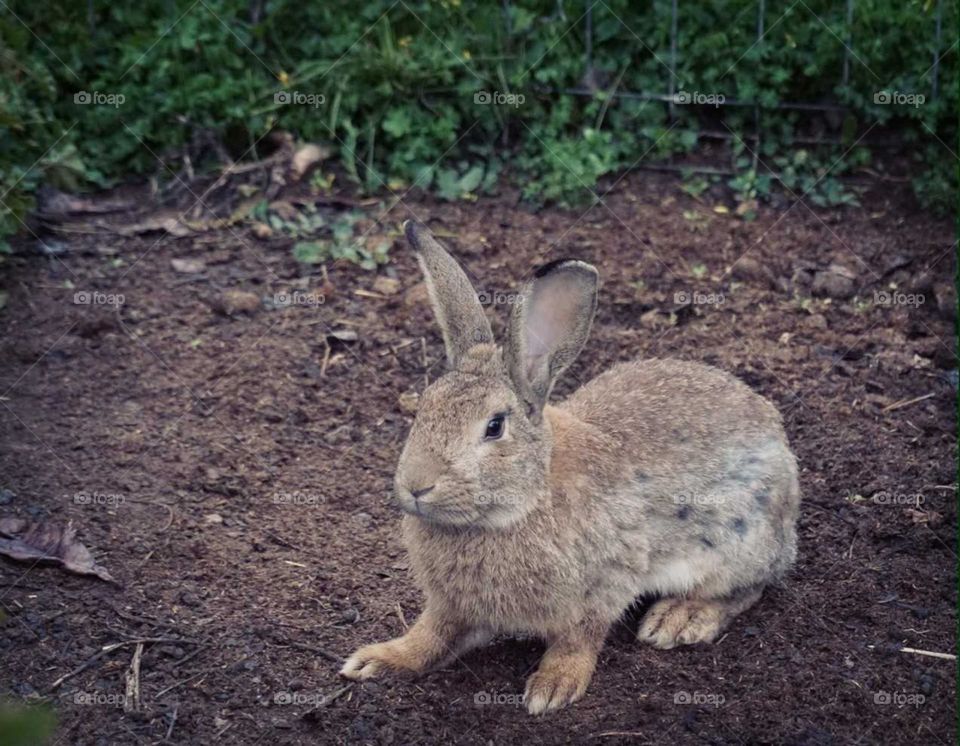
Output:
[
  {"left": 124, "top": 642, "right": 143, "bottom": 713},
  {"left": 304, "top": 684, "right": 352, "bottom": 713},
  {"left": 171, "top": 643, "right": 208, "bottom": 669},
  {"left": 592, "top": 731, "right": 646, "bottom": 739},
  {"left": 285, "top": 641, "right": 342, "bottom": 663},
  {"left": 882, "top": 392, "right": 935, "bottom": 413},
  {"left": 165, "top": 705, "right": 179, "bottom": 741},
  {"left": 320, "top": 337, "right": 332, "bottom": 377},
  {"left": 897, "top": 646, "right": 956, "bottom": 660},
  {"left": 49, "top": 638, "right": 197, "bottom": 691},
  {"left": 155, "top": 670, "right": 208, "bottom": 698},
  {"left": 867, "top": 644, "right": 956, "bottom": 660}
]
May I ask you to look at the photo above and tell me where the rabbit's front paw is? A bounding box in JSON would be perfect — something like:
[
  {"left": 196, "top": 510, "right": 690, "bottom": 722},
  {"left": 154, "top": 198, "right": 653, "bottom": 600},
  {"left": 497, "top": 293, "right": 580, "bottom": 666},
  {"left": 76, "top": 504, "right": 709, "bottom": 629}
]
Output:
[
  {"left": 637, "top": 598, "right": 723, "bottom": 649},
  {"left": 524, "top": 653, "right": 594, "bottom": 715},
  {"left": 340, "top": 639, "right": 422, "bottom": 681}
]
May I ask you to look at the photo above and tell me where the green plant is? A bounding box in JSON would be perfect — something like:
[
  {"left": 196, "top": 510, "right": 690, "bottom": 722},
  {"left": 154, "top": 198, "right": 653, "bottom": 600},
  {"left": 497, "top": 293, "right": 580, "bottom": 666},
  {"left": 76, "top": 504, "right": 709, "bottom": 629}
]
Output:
[{"left": 0, "top": 0, "right": 955, "bottom": 251}]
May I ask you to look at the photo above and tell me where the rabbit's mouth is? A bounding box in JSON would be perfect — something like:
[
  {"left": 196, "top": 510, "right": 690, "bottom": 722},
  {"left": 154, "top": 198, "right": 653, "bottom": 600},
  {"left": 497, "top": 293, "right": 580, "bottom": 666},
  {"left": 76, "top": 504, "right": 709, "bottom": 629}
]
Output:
[{"left": 396, "top": 488, "right": 486, "bottom": 527}]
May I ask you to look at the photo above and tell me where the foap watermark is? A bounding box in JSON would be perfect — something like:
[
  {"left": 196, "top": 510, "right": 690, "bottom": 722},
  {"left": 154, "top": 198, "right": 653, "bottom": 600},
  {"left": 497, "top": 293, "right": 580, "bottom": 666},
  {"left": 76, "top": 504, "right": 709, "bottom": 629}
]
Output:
[
  {"left": 274, "top": 91, "right": 326, "bottom": 108},
  {"left": 673, "top": 90, "right": 725, "bottom": 108},
  {"left": 874, "top": 290, "right": 925, "bottom": 308},
  {"left": 474, "top": 690, "right": 526, "bottom": 707},
  {"left": 475, "top": 492, "right": 522, "bottom": 507},
  {"left": 274, "top": 691, "right": 336, "bottom": 706},
  {"left": 274, "top": 290, "right": 325, "bottom": 308},
  {"left": 674, "top": 290, "right": 725, "bottom": 306},
  {"left": 273, "top": 490, "right": 325, "bottom": 507},
  {"left": 74, "top": 491, "right": 125, "bottom": 507},
  {"left": 674, "top": 491, "right": 726, "bottom": 507},
  {"left": 477, "top": 290, "right": 523, "bottom": 306},
  {"left": 74, "top": 290, "right": 125, "bottom": 306},
  {"left": 874, "top": 90, "right": 925, "bottom": 108},
  {"left": 871, "top": 491, "right": 924, "bottom": 507},
  {"left": 74, "top": 91, "right": 125, "bottom": 108},
  {"left": 474, "top": 90, "right": 525, "bottom": 108},
  {"left": 873, "top": 690, "right": 925, "bottom": 707},
  {"left": 74, "top": 692, "right": 126, "bottom": 707},
  {"left": 674, "top": 690, "right": 725, "bottom": 707}
]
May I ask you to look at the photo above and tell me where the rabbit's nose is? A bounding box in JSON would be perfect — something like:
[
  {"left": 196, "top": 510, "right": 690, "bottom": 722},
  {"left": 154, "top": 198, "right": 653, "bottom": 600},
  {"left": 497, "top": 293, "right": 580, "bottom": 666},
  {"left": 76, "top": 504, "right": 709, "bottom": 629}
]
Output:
[{"left": 410, "top": 485, "right": 435, "bottom": 499}]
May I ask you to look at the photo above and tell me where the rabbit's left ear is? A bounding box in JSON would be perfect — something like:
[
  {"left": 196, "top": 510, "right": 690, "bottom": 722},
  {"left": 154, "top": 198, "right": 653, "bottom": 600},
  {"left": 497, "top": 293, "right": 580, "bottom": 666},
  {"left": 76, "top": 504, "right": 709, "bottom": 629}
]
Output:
[
  {"left": 505, "top": 259, "right": 598, "bottom": 422},
  {"left": 405, "top": 221, "right": 494, "bottom": 368}
]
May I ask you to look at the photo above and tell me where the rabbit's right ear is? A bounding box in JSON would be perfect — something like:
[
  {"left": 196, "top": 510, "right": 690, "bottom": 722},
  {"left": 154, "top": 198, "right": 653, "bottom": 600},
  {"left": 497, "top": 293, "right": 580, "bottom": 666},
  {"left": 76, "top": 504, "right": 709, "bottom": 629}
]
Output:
[
  {"left": 404, "top": 221, "right": 494, "bottom": 369},
  {"left": 505, "top": 259, "right": 598, "bottom": 423}
]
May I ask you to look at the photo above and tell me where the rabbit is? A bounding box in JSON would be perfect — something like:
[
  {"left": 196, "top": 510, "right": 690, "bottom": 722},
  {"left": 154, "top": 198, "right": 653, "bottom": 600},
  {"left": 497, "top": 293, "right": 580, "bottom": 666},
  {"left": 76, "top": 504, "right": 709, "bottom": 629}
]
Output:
[{"left": 340, "top": 221, "right": 800, "bottom": 715}]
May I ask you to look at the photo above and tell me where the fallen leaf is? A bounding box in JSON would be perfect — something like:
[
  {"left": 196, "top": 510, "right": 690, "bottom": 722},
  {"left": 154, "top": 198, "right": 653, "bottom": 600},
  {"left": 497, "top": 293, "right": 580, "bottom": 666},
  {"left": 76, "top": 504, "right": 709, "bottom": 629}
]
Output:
[
  {"left": 0, "top": 518, "right": 115, "bottom": 582},
  {"left": 327, "top": 329, "right": 358, "bottom": 344},
  {"left": 291, "top": 143, "right": 331, "bottom": 181},
  {"left": 114, "top": 214, "right": 191, "bottom": 238},
  {"left": 372, "top": 276, "right": 401, "bottom": 296},
  {"left": 171, "top": 258, "right": 205, "bottom": 274}
]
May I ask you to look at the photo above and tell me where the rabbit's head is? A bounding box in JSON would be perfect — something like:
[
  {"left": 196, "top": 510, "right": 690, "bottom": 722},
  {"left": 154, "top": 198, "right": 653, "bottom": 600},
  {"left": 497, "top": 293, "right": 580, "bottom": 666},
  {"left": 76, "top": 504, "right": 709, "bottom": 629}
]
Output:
[{"left": 394, "top": 221, "right": 598, "bottom": 529}]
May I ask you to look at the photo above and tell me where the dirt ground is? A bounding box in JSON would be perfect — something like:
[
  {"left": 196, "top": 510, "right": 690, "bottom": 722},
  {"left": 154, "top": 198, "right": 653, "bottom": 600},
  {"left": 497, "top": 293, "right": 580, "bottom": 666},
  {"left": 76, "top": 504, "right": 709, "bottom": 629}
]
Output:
[{"left": 0, "top": 170, "right": 956, "bottom": 745}]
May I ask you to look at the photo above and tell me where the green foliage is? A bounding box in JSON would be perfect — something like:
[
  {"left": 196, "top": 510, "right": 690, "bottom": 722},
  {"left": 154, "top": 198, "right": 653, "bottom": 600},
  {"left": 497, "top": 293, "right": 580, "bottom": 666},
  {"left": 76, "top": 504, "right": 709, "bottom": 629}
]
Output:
[
  {"left": 275, "top": 208, "right": 391, "bottom": 270},
  {"left": 0, "top": 0, "right": 956, "bottom": 248},
  {"left": 0, "top": 704, "right": 57, "bottom": 746}
]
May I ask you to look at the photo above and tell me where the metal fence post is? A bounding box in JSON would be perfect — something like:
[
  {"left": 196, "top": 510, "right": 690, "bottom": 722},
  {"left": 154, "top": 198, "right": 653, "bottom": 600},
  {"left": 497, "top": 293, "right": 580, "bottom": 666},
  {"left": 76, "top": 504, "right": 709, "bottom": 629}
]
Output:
[
  {"left": 842, "top": 0, "right": 854, "bottom": 88},
  {"left": 932, "top": 0, "right": 943, "bottom": 100}
]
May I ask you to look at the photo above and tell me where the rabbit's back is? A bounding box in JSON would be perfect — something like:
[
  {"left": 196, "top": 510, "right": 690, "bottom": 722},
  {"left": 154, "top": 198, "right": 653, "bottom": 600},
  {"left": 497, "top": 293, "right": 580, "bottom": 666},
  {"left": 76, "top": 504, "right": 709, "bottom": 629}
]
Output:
[{"left": 560, "top": 358, "right": 800, "bottom": 597}]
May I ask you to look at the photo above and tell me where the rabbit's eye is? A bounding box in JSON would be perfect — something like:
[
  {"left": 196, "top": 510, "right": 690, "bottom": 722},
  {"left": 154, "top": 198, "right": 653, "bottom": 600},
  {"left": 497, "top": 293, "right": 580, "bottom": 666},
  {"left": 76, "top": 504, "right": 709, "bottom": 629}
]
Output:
[{"left": 484, "top": 414, "right": 505, "bottom": 440}]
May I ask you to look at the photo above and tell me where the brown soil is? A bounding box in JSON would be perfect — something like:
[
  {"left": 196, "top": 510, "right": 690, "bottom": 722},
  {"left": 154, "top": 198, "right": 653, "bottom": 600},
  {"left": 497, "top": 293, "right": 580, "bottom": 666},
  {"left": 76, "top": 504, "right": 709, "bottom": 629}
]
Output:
[{"left": 0, "top": 172, "right": 956, "bottom": 745}]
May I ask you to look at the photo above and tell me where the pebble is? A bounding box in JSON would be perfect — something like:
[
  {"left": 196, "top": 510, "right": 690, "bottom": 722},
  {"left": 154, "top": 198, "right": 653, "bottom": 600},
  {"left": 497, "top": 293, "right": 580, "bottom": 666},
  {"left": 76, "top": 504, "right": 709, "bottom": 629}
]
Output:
[
  {"left": 811, "top": 264, "right": 856, "bottom": 299},
  {"left": 353, "top": 512, "right": 373, "bottom": 526}
]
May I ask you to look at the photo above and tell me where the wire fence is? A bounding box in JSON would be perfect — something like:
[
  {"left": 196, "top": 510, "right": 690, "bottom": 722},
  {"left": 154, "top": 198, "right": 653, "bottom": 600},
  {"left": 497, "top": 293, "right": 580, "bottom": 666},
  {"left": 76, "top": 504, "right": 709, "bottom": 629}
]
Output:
[{"left": 527, "top": 0, "right": 947, "bottom": 158}]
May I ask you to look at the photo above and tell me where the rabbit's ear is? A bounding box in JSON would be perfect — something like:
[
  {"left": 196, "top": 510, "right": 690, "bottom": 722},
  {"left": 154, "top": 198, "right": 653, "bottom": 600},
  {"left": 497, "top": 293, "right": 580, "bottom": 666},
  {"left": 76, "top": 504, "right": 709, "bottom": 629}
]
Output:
[
  {"left": 506, "top": 259, "right": 598, "bottom": 422},
  {"left": 405, "top": 221, "right": 494, "bottom": 368}
]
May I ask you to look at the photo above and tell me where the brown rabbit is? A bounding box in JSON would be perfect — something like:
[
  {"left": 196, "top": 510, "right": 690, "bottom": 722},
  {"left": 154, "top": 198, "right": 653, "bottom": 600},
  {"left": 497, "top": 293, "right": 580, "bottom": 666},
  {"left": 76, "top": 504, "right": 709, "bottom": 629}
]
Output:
[{"left": 340, "top": 221, "right": 800, "bottom": 715}]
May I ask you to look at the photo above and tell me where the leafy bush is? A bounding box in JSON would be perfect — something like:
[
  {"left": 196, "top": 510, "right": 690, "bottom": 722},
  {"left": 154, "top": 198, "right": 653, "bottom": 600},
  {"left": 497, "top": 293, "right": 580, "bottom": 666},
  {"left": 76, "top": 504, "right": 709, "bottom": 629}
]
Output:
[{"left": 0, "top": 0, "right": 955, "bottom": 248}]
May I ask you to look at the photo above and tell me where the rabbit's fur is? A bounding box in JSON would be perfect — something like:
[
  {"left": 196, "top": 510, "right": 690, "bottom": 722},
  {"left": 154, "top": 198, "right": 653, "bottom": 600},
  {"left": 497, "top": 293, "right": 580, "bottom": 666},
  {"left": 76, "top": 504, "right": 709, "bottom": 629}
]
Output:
[{"left": 341, "top": 222, "right": 800, "bottom": 715}]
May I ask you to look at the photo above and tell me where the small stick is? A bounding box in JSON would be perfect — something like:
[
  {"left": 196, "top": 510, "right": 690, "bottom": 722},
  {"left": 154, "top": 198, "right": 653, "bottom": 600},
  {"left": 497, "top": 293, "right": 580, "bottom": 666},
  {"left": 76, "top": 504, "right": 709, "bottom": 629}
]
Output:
[
  {"left": 49, "top": 638, "right": 197, "bottom": 690},
  {"left": 124, "top": 642, "right": 143, "bottom": 713},
  {"left": 320, "top": 337, "right": 332, "bottom": 377},
  {"left": 285, "top": 641, "right": 342, "bottom": 663},
  {"left": 304, "top": 684, "right": 352, "bottom": 713},
  {"left": 165, "top": 705, "right": 179, "bottom": 741},
  {"left": 882, "top": 392, "right": 935, "bottom": 413},
  {"left": 899, "top": 646, "right": 956, "bottom": 660},
  {"left": 593, "top": 731, "right": 646, "bottom": 739},
  {"left": 867, "top": 644, "right": 956, "bottom": 660},
  {"left": 155, "top": 670, "right": 208, "bottom": 698},
  {"left": 395, "top": 602, "right": 408, "bottom": 631},
  {"left": 171, "top": 643, "right": 208, "bottom": 669}
]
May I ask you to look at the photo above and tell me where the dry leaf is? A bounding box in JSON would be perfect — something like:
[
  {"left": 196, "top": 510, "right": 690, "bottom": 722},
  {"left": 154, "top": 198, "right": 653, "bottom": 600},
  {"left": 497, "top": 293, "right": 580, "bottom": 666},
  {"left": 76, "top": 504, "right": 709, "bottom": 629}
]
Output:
[
  {"left": 372, "top": 276, "right": 401, "bottom": 296},
  {"left": 0, "top": 518, "right": 115, "bottom": 583},
  {"left": 114, "top": 214, "right": 191, "bottom": 238},
  {"left": 171, "top": 258, "right": 205, "bottom": 274},
  {"left": 291, "top": 143, "right": 331, "bottom": 181}
]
